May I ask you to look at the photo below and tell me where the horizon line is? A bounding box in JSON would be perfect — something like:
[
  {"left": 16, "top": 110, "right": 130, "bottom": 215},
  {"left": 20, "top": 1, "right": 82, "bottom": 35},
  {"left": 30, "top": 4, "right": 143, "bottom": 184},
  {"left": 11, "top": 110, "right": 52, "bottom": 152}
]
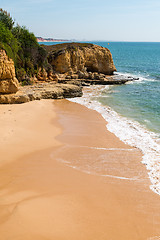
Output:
[{"left": 38, "top": 39, "right": 160, "bottom": 43}]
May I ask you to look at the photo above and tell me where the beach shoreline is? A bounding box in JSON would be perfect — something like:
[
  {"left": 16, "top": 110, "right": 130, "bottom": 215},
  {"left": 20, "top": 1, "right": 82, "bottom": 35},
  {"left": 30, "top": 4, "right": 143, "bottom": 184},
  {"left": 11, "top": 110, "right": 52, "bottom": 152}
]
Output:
[
  {"left": 69, "top": 85, "right": 160, "bottom": 195},
  {"left": 0, "top": 99, "right": 160, "bottom": 239}
]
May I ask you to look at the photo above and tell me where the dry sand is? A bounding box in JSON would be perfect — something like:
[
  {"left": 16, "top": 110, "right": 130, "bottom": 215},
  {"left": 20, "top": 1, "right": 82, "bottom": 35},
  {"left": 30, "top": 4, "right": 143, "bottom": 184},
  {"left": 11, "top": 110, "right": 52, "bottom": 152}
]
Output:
[{"left": 0, "top": 99, "right": 160, "bottom": 240}]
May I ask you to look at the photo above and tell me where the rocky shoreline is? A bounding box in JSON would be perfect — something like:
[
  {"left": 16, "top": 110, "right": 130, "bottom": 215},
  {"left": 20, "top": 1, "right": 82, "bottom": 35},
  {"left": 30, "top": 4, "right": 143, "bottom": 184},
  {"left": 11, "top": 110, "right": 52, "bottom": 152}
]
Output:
[
  {"left": 0, "top": 75, "right": 139, "bottom": 104},
  {"left": 0, "top": 83, "right": 83, "bottom": 104},
  {"left": 57, "top": 72, "right": 139, "bottom": 86},
  {"left": 0, "top": 42, "right": 139, "bottom": 104}
]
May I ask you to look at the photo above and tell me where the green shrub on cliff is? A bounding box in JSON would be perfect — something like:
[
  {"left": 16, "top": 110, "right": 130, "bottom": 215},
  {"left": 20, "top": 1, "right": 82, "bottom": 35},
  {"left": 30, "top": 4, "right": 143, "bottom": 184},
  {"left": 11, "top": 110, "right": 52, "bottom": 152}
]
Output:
[
  {"left": 0, "top": 21, "right": 19, "bottom": 61},
  {"left": 0, "top": 8, "right": 47, "bottom": 83},
  {"left": 12, "top": 25, "right": 47, "bottom": 77},
  {"left": 0, "top": 8, "right": 14, "bottom": 30}
]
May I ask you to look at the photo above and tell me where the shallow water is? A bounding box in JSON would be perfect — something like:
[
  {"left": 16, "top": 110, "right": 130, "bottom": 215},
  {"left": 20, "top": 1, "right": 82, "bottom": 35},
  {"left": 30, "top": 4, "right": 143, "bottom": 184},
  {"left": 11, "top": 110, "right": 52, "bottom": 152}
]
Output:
[{"left": 69, "top": 86, "right": 160, "bottom": 195}]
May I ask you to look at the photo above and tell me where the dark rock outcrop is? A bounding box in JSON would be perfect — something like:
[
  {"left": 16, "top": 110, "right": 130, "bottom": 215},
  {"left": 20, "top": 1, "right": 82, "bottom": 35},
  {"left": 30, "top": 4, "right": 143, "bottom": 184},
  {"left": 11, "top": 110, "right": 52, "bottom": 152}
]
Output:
[{"left": 57, "top": 72, "right": 139, "bottom": 86}]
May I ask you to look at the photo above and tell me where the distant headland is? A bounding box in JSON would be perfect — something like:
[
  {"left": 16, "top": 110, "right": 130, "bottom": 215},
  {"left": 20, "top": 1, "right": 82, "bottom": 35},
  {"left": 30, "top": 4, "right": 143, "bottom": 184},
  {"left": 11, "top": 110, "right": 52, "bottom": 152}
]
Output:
[{"left": 36, "top": 37, "right": 69, "bottom": 42}]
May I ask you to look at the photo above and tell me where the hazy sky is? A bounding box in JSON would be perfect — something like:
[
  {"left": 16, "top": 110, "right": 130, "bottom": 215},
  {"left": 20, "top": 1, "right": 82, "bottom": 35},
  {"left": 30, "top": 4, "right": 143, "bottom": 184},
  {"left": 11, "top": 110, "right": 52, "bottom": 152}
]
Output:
[{"left": 1, "top": 0, "right": 160, "bottom": 41}]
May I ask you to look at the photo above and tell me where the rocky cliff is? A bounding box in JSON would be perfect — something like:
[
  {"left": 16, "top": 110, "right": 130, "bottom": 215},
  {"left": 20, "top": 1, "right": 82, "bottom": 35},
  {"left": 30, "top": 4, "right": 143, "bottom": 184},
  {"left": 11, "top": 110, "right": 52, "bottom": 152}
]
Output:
[
  {"left": 43, "top": 43, "right": 117, "bottom": 75},
  {"left": 0, "top": 48, "right": 83, "bottom": 104},
  {"left": 0, "top": 50, "right": 19, "bottom": 94},
  {"left": 0, "top": 44, "right": 137, "bottom": 104}
]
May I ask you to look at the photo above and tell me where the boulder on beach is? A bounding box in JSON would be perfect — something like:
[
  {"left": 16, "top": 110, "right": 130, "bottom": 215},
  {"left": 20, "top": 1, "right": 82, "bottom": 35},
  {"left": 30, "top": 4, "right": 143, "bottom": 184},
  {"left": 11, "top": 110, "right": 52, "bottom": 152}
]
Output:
[{"left": 0, "top": 49, "right": 19, "bottom": 94}]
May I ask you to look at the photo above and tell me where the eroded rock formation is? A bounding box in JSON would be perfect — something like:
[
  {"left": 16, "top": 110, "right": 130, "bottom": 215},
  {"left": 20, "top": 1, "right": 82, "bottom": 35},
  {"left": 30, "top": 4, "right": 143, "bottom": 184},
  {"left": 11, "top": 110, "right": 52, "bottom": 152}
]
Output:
[
  {"left": 43, "top": 43, "right": 117, "bottom": 75},
  {"left": 1, "top": 43, "right": 134, "bottom": 104},
  {"left": 0, "top": 48, "right": 83, "bottom": 104},
  {"left": 37, "top": 68, "right": 58, "bottom": 82},
  {"left": 0, "top": 50, "right": 19, "bottom": 94},
  {"left": 0, "top": 83, "right": 82, "bottom": 104}
]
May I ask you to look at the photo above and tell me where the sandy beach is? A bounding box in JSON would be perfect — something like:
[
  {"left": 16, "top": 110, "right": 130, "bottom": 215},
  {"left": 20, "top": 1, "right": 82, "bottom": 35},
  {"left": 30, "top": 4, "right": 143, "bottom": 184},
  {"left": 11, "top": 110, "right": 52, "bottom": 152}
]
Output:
[{"left": 0, "top": 99, "right": 160, "bottom": 240}]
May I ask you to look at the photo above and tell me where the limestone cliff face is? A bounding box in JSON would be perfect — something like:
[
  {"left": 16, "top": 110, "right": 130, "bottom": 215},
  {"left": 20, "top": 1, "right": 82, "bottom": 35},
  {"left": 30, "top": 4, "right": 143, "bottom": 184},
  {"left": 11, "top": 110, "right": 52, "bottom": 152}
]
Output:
[
  {"left": 37, "top": 67, "right": 58, "bottom": 82},
  {"left": 0, "top": 50, "right": 19, "bottom": 94},
  {"left": 44, "top": 43, "right": 117, "bottom": 75}
]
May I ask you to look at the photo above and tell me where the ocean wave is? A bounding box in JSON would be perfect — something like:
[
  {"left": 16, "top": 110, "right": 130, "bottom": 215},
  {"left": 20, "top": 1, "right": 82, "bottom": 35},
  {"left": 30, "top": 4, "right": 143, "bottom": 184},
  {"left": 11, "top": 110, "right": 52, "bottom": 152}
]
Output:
[
  {"left": 115, "top": 71, "right": 158, "bottom": 84},
  {"left": 68, "top": 85, "right": 160, "bottom": 195}
]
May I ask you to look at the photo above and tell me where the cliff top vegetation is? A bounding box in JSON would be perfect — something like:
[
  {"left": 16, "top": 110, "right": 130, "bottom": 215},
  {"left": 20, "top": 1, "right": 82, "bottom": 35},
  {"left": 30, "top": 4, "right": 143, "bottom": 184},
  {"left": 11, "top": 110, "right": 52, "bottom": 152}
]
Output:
[{"left": 0, "top": 8, "right": 48, "bottom": 83}]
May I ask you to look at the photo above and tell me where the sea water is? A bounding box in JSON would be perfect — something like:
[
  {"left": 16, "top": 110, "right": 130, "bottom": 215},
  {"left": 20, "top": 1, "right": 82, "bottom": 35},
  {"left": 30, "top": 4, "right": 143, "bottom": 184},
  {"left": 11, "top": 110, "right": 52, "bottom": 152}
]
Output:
[
  {"left": 98, "top": 42, "right": 160, "bottom": 136},
  {"left": 69, "top": 42, "right": 160, "bottom": 195}
]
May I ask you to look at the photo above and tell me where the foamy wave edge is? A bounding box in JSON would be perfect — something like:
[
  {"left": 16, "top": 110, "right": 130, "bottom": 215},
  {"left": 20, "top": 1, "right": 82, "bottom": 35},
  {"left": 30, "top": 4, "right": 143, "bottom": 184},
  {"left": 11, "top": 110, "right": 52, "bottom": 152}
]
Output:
[
  {"left": 68, "top": 86, "right": 160, "bottom": 196},
  {"left": 116, "top": 71, "right": 157, "bottom": 84}
]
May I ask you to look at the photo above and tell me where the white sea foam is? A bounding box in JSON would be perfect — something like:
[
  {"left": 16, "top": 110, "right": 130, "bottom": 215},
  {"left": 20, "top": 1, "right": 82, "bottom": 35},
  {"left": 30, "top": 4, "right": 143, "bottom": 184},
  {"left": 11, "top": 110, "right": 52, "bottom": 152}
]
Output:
[
  {"left": 148, "top": 236, "right": 160, "bottom": 240},
  {"left": 100, "top": 174, "right": 141, "bottom": 181},
  {"left": 116, "top": 71, "right": 157, "bottom": 84},
  {"left": 56, "top": 159, "right": 141, "bottom": 182},
  {"left": 78, "top": 145, "right": 137, "bottom": 151},
  {"left": 68, "top": 85, "right": 160, "bottom": 195}
]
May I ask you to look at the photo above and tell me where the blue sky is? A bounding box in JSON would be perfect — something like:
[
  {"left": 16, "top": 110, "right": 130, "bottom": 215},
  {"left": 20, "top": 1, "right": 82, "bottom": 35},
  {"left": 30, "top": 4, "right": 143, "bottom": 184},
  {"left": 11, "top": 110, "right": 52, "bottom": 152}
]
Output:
[{"left": 1, "top": 0, "right": 160, "bottom": 41}]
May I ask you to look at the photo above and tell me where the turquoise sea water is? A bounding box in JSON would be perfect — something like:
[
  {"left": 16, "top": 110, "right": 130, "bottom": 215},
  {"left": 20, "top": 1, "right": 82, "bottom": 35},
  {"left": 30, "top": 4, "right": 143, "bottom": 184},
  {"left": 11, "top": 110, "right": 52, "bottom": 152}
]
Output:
[{"left": 92, "top": 42, "right": 160, "bottom": 136}]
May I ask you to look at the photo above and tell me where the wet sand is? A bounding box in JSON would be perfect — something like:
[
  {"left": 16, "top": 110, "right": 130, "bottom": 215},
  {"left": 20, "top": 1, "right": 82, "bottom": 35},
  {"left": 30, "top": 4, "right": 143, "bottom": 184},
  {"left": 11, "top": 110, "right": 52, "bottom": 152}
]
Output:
[{"left": 0, "top": 99, "right": 160, "bottom": 240}]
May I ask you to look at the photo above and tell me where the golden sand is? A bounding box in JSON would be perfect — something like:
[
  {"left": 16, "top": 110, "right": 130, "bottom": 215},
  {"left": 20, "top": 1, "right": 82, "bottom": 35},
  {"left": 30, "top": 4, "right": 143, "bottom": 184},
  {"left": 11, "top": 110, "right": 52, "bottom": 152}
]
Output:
[{"left": 0, "top": 99, "right": 160, "bottom": 240}]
